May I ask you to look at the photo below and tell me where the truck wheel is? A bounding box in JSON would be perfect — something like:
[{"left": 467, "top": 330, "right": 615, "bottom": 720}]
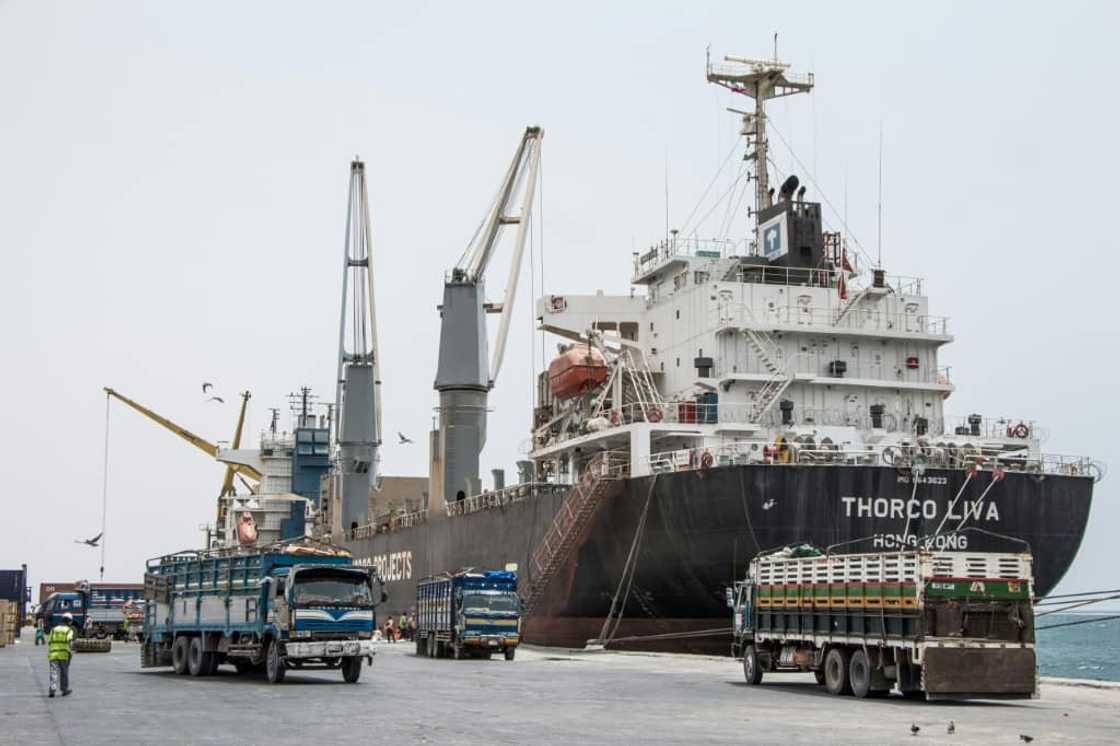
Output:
[
  {"left": 187, "top": 637, "right": 207, "bottom": 676},
  {"left": 504, "top": 647, "right": 516, "bottom": 661},
  {"left": 742, "top": 645, "right": 763, "bottom": 685},
  {"left": 416, "top": 637, "right": 425, "bottom": 656},
  {"left": 341, "top": 657, "right": 362, "bottom": 683},
  {"left": 266, "top": 640, "right": 286, "bottom": 684},
  {"left": 849, "top": 649, "right": 872, "bottom": 698},
  {"left": 172, "top": 636, "right": 190, "bottom": 675},
  {"left": 203, "top": 651, "right": 219, "bottom": 675},
  {"left": 824, "top": 648, "right": 852, "bottom": 696},
  {"left": 426, "top": 634, "right": 436, "bottom": 658}
]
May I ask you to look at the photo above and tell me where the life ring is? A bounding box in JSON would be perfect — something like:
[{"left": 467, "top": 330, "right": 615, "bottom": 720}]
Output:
[
  {"left": 700, "top": 450, "right": 714, "bottom": 469},
  {"left": 646, "top": 407, "right": 663, "bottom": 423},
  {"left": 609, "top": 409, "right": 621, "bottom": 426},
  {"left": 1010, "top": 422, "right": 1030, "bottom": 439}
]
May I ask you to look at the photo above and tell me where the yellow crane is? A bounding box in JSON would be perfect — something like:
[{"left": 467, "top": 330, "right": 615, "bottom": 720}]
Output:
[{"left": 103, "top": 387, "right": 262, "bottom": 523}]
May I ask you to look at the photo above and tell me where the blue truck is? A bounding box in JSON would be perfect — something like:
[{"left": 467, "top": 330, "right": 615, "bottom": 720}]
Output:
[
  {"left": 39, "top": 582, "right": 145, "bottom": 640},
  {"left": 415, "top": 570, "right": 521, "bottom": 660},
  {"left": 141, "top": 543, "right": 385, "bottom": 683}
]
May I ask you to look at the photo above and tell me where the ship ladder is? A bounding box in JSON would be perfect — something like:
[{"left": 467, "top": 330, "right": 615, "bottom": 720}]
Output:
[{"left": 524, "top": 453, "right": 621, "bottom": 615}]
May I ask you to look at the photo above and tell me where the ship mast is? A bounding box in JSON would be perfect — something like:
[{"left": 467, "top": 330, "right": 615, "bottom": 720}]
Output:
[{"left": 706, "top": 51, "right": 813, "bottom": 252}]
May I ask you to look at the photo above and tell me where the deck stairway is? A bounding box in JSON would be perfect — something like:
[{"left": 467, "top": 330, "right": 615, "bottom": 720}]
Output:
[
  {"left": 744, "top": 326, "right": 794, "bottom": 423},
  {"left": 524, "top": 453, "right": 624, "bottom": 614}
]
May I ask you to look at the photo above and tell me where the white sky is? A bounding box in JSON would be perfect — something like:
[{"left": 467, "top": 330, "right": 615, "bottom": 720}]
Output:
[{"left": 2, "top": 1, "right": 1117, "bottom": 606}]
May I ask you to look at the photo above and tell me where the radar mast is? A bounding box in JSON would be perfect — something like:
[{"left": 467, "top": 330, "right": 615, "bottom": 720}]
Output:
[{"left": 706, "top": 51, "right": 813, "bottom": 252}]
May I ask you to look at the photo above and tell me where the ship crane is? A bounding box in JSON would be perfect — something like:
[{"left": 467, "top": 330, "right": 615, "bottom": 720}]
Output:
[
  {"left": 334, "top": 158, "right": 382, "bottom": 534},
  {"left": 102, "top": 387, "right": 260, "bottom": 524},
  {"left": 434, "top": 126, "right": 543, "bottom": 501}
]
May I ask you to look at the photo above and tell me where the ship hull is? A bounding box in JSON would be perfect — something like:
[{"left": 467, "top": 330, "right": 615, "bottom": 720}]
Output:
[{"left": 344, "top": 464, "right": 1094, "bottom": 653}]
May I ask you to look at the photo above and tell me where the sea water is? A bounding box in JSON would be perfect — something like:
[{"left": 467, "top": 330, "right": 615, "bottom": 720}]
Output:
[{"left": 1036, "top": 613, "right": 1120, "bottom": 681}]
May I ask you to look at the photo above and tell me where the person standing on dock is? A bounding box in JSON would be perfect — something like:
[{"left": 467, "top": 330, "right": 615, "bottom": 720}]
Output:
[{"left": 47, "top": 613, "right": 75, "bottom": 698}]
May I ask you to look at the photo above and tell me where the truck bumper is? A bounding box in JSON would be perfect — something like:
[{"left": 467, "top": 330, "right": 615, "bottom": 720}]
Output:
[
  {"left": 284, "top": 640, "right": 376, "bottom": 659},
  {"left": 465, "top": 635, "right": 519, "bottom": 649},
  {"left": 922, "top": 646, "right": 1037, "bottom": 699}
]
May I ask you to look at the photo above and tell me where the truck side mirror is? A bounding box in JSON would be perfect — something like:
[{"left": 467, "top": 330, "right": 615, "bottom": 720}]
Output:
[{"left": 725, "top": 587, "right": 734, "bottom": 608}]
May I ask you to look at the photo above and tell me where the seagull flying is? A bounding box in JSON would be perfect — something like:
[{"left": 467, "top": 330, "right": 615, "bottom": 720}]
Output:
[
  {"left": 206, "top": 396, "right": 225, "bottom": 404},
  {"left": 202, "top": 382, "right": 214, "bottom": 393},
  {"left": 398, "top": 432, "right": 414, "bottom": 445},
  {"left": 75, "top": 532, "right": 103, "bottom": 547}
]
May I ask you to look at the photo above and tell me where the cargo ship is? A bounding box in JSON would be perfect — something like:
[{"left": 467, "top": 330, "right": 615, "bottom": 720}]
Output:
[
  {"left": 334, "top": 53, "right": 1101, "bottom": 652},
  {"left": 113, "top": 53, "right": 1101, "bottom": 654}
]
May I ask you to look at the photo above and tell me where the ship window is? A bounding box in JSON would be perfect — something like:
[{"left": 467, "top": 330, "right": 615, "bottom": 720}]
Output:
[
  {"left": 649, "top": 322, "right": 654, "bottom": 332},
  {"left": 314, "top": 431, "right": 329, "bottom": 443},
  {"left": 620, "top": 322, "right": 638, "bottom": 341},
  {"left": 297, "top": 444, "right": 313, "bottom": 455},
  {"left": 676, "top": 357, "right": 680, "bottom": 368},
  {"left": 297, "top": 431, "right": 313, "bottom": 443},
  {"left": 660, "top": 362, "right": 664, "bottom": 372},
  {"left": 314, "top": 445, "right": 329, "bottom": 455}
]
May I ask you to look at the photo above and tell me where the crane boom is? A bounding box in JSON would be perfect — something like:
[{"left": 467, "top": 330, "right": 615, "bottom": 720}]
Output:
[{"left": 103, "top": 387, "right": 264, "bottom": 482}]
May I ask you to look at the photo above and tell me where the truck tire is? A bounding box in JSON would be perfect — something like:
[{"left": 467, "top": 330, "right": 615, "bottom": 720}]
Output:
[
  {"left": 426, "top": 634, "right": 436, "bottom": 658},
  {"left": 824, "top": 648, "right": 852, "bottom": 696},
  {"left": 187, "top": 637, "right": 207, "bottom": 677},
  {"left": 203, "top": 651, "right": 219, "bottom": 675},
  {"left": 416, "top": 636, "right": 425, "bottom": 656},
  {"left": 265, "top": 639, "right": 286, "bottom": 684},
  {"left": 74, "top": 638, "right": 112, "bottom": 654},
  {"left": 849, "top": 649, "right": 873, "bottom": 698},
  {"left": 504, "top": 647, "right": 516, "bottom": 661},
  {"left": 341, "top": 657, "right": 362, "bottom": 683},
  {"left": 172, "top": 636, "right": 190, "bottom": 675},
  {"left": 742, "top": 645, "right": 763, "bottom": 685}
]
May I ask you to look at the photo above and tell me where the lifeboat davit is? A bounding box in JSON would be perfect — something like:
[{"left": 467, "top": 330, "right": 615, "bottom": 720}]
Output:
[{"left": 548, "top": 345, "right": 608, "bottom": 400}]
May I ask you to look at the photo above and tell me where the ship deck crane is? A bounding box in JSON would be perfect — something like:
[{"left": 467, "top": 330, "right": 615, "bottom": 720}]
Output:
[
  {"left": 103, "top": 388, "right": 262, "bottom": 522},
  {"left": 434, "top": 126, "right": 543, "bottom": 502},
  {"left": 334, "top": 158, "right": 382, "bottom": 534}
]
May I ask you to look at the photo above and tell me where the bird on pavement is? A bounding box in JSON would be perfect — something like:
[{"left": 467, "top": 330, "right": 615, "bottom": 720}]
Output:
[
  {"left": 398, "top": 432, "right": 414, "bottom": 445},
  {"left": 947, "top": 721, "right": 955, "bottom": 734},
  {"left": 74, "top": 532, "right": 103, "bottom": 547},
  {"left": 1019, "top": 736, "right": 1034, "bottom": 744},
  {"left": 910, "top": 724, "right": 920, "bottom": 736}
]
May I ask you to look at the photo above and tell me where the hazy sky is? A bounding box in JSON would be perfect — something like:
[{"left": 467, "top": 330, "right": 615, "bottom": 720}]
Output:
[{"left": 2, "top": 2, "right": 1117, "bottom": 606}]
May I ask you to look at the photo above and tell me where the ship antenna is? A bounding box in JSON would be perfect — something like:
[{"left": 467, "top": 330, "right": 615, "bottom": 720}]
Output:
[
  {"left": 707, "top": 48, "right": 813, "bottom": 254},
  {"left": 877, "top": 121, "right": 884, "bottom": 269}
]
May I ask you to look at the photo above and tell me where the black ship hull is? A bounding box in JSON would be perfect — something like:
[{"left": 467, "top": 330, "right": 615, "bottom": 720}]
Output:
[{"left": 344, "top": 464, "right": 1094, "bottom": 653}]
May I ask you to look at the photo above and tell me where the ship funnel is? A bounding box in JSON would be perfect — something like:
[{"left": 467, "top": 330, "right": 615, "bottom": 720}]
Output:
[
  {"left": 491, "top": 468, "right": 505, "bottom": 491},
  {"left": 779, "top": 174, "right": 800, "bottom": 202},
  {"left": 516, "top": 460, "right": 534, "bottom": 484}
]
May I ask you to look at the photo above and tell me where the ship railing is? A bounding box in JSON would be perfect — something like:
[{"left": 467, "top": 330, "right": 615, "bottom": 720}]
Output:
[
  {"left": 600, "top": 401, "right": 950, "bottom": 434},
  {"left": 444, "top": 482, "right": 572, "bottom": 518},
  {"left": 643, "top": 441, "right": 1103, "bottom": 481},
  {"left": 632, "top": 237, "right": 744, "bottom": 278},
  {"left": 351, "top": 508, "right": 429, "bottom": 540},
  {"left": 942, "top": 415, "right": 1048, "bottom": 442},
  {"left": 713, "top": 302, "right": 949, "bottom": 337}
]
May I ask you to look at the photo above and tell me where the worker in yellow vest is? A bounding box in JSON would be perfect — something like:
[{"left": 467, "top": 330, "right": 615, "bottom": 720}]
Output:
[{"left": 47, "top": 613, "right": 75, "bottom": 698}]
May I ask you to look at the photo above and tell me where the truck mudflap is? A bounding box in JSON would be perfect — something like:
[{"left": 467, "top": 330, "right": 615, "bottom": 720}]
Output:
[
  {"left": 284, "top": 640, "right": 376, "bottom": 660},
  {"left": 922, "top": 647, "right": 1037, "bottom": 699}
]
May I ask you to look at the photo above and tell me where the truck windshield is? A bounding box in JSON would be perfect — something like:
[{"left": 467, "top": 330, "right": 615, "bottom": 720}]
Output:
[
  {"left": 293, "top": 573, "right": 371, "bottom": 606},
  {"left": 463, "top": 592, "right": 519, "bottom": 614}
]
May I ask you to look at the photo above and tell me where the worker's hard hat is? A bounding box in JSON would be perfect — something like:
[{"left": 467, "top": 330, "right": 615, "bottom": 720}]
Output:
[{"left": 62, "top": 612, "right": 73, "bottom": 621}]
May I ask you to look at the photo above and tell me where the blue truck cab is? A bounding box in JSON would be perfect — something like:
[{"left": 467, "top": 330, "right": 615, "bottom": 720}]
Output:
[
  {"left": 40, "top": 591, "right": 86, "bottom": 630},
  {"left": 142, "top": 543, "right": 385, "bottom": 683},
  {"left": 415, "top": 570, "right": 521, "bottom": 660}
]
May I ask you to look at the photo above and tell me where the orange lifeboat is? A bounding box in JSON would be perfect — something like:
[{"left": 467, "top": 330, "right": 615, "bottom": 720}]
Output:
[{"left": 548, "top": 345, "right": 608, "bottom": 400}]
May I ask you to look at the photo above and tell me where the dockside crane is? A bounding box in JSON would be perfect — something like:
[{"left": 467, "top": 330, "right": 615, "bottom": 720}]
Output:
[
  {"left": 434, "top": 126, "right": 543, "bottom": 501},
  {"left": 334, "top": 159, "right": 382, "bottom": 534},
  {"left": 102, "top": 387, "right": 261, "bottom": 524}
]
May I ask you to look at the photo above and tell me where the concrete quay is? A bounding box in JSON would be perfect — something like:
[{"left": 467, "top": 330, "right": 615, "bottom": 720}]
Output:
[{"left": 2, "top": 630, "right": 1117, "bottom": 745}]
